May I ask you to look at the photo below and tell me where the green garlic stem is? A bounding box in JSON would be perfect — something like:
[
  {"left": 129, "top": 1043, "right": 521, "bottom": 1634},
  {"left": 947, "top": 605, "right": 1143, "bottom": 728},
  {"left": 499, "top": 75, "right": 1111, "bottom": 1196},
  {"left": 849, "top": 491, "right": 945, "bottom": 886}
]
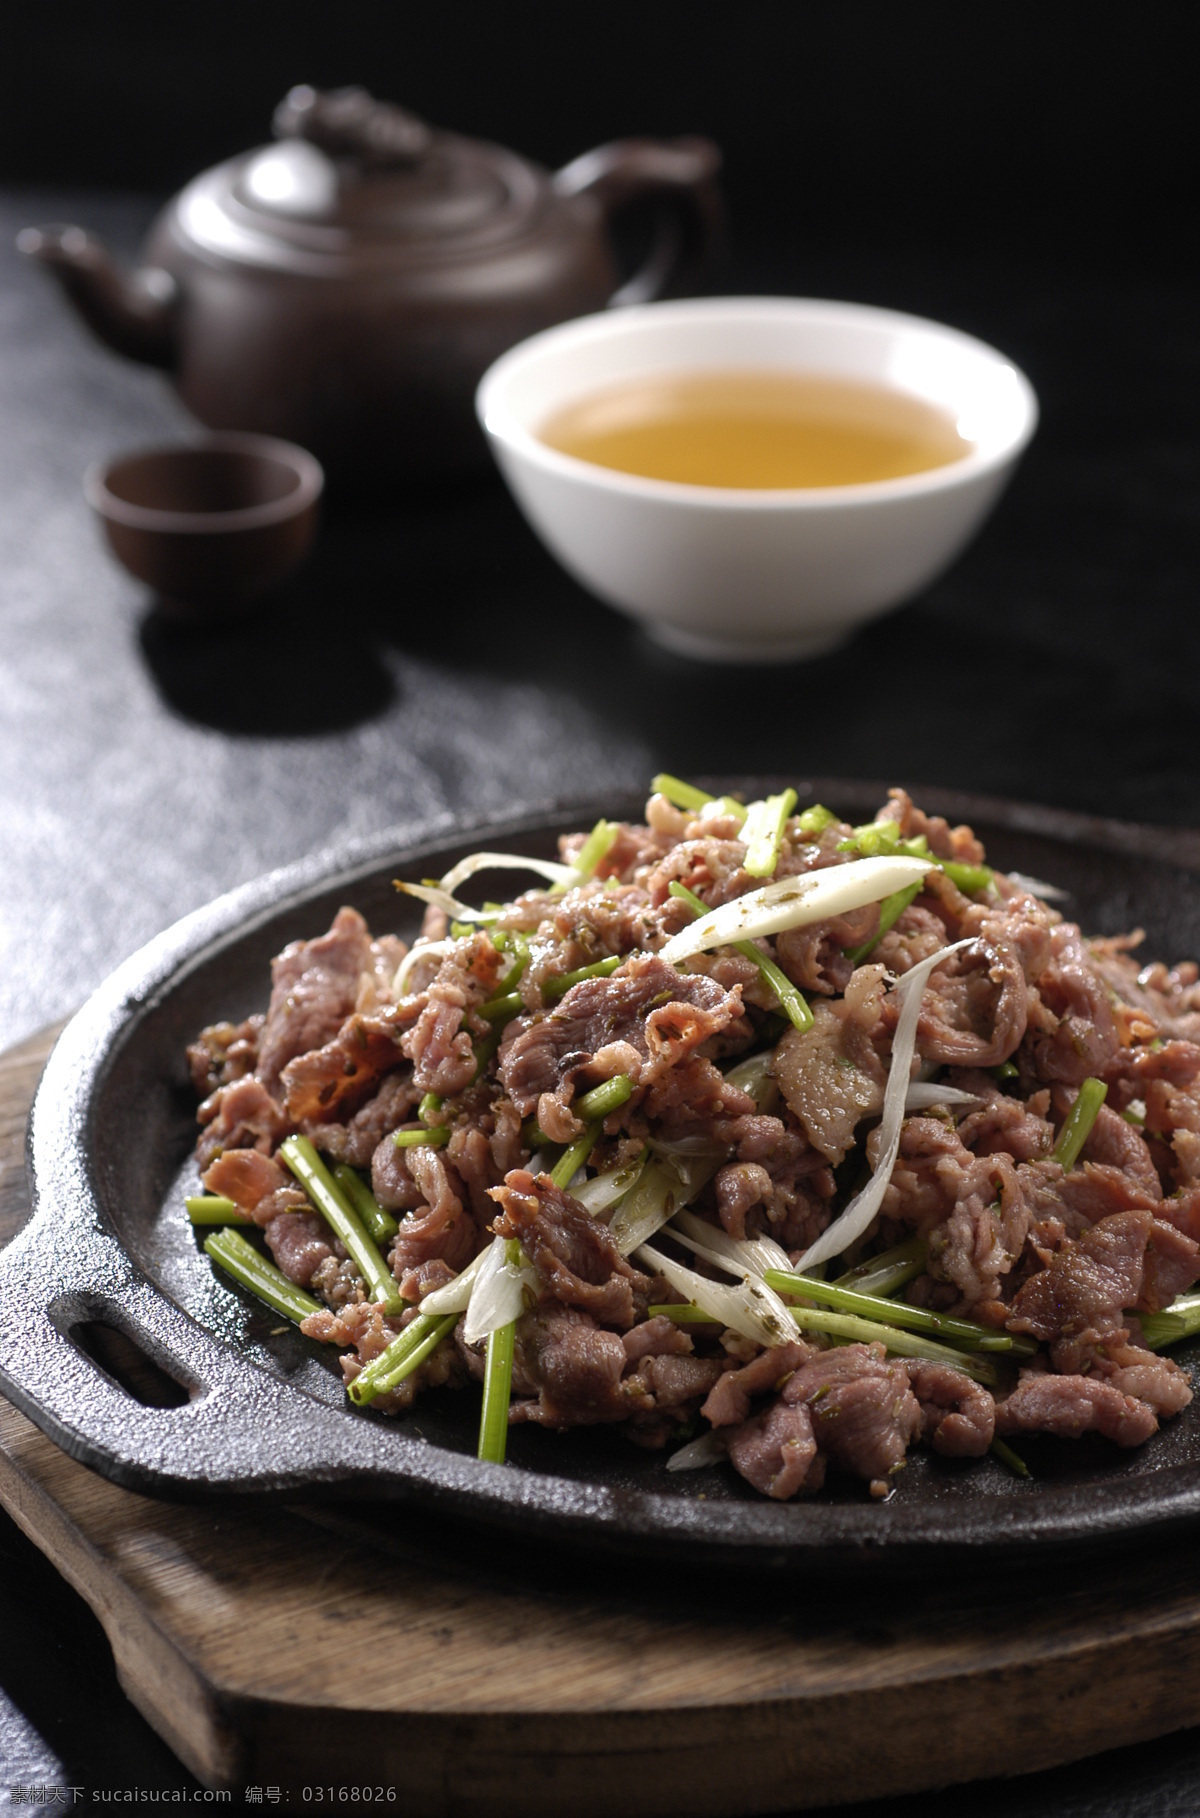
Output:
[
  {"left": 741, "top": 789, "right": 798, "bottom": 878},
  {"left": 1052, "top": 1078, "right": 1108, "bottom": 1171},
  {"left": 186, "top": 1195, "right": 251, "bottom": 1226},
  {"left": 204, "top": 1229, "right": 322, "bottom": 1325},
  {"left": 764, "top": 1269, "right": 1035, "bottom": 1355},
  {"left": 280, "top": 1135, "right": 404, "bottom": 1315},
  {"left": 332, "top": 1164, "right": 399, "bottom": 1246},
  {"left": 393, "top": 1125, "right": 451, "bottom": 1149},
  {"left": 549, "top": 1125, "right": 601, "bottom": 1190},
  {"left": 574, "top": 1074, "right": 635, "bottom": 1121},
  {"left": 668, "top": 880, "right": 812, "bottom": 1032},
  {"left": 347, "top": 1312, "right": 456, "bottom": 1406}
]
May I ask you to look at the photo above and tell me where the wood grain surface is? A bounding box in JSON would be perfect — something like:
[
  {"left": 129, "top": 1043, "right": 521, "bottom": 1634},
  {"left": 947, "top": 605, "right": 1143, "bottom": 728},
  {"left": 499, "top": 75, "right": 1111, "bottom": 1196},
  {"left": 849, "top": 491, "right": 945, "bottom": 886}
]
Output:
[{"left": 5, "top": 1022, "right": 1200, "bottom": 1810}]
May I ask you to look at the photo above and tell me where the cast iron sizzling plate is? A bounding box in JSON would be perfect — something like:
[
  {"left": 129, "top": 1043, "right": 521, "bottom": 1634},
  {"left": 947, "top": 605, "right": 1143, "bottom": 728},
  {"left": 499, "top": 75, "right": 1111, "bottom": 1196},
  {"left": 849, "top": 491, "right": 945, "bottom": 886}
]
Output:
[{"left": 5, "top": 779, "right": 1200, "bottom": 1578}]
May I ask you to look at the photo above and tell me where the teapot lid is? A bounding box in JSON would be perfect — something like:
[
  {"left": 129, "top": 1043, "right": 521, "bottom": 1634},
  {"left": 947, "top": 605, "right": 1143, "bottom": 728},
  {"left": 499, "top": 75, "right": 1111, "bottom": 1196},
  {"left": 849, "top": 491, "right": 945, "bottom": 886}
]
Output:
[{"left": 217, "top": 86, "right": 545, "bottom": 258}]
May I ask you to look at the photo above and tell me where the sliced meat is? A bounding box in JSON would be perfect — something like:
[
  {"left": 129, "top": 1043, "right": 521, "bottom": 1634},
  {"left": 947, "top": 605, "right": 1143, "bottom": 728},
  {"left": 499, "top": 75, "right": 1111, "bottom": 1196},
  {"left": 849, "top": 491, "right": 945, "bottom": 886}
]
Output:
[
  {"left": 491, "top": 1169, "right": 649, "bottom": 1329},
  {"left": 257, "top": 906, "right": 374, "bottom": 1095},
  {"left": 497, "top": 953, "right": 743, "bottom": 1117},
  {"left": 781, "top": 1343, "right": 923, "bottom": 1486},
  {"left": 702, "top": 1341, "right": 814, "bottom": 1427},
  {"left": 510, "top": 1305, "right": 630, "bottom": 1425},
  {"left": 906, "top": 1361, "right": 995, "bottom": 1456},
  {"left": 728, "top": 1399, "right": 824, "bottom": 1500},
  {"left": 774, "top": 994, "right": 887, "bottom": 1166},
  {"left": 916, "top": 938, "right": 1028, "bottom": 1068},
  {"left": 201, "top": 1147, "right": 292, "bottom": 1211},
  {"left": 1007, "top": 1208, "right": 1154, "bottom": 1342},
  {"left": 995, "top": 1373, "right": 1159, "bottom": 1446},
  {"left": 308, "top": 1069, "right": 422, "bottom": 1167}
]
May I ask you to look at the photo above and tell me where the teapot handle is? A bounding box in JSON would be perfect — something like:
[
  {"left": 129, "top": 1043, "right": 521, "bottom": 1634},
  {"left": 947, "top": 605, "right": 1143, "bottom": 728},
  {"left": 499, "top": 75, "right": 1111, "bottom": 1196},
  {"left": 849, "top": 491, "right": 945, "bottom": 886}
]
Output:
[{"left": 553, "top": 137, "right": 723, "bottom": 307}]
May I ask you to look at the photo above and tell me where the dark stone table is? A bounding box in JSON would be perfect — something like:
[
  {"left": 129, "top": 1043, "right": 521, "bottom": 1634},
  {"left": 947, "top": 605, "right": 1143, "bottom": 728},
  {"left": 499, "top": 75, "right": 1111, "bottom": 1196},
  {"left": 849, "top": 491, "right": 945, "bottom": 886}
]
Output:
[{"left": 2, "top": 186, "right": 1199, "bottom": 1807}]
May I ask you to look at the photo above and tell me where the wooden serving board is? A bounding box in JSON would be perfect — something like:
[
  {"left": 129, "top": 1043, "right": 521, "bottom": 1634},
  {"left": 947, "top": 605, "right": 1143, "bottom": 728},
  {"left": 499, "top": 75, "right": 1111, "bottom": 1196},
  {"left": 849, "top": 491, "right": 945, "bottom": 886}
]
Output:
[{"left": 6, "top": 1024, "right": 1200, "bottom": 1809}]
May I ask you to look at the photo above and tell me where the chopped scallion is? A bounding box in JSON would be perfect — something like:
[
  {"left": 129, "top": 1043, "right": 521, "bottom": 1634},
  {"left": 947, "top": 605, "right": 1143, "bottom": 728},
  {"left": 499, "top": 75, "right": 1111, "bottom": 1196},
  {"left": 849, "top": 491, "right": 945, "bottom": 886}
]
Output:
[
  {"left": 668, "top": 880, "right": 812, "bottom": 1032},
  {"left": 1051, "top": 1077, "right": 1107, "bottom": 1171},
  {"left": 186, "top": 1195, "right": 251, "bottom": 1226},
  {"left": 204, "top": 1228, "right": 322, "bottom": 1325},
  {"left": 741, "top": 789, "right": 798, "bottom": 878}
]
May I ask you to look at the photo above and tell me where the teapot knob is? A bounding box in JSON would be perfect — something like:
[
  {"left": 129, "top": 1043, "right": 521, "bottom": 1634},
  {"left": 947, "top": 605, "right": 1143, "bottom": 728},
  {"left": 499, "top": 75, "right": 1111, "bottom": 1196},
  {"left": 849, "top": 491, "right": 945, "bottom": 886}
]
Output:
[{"left": 273, "top": 85, "right": 433, "bottom": 168}]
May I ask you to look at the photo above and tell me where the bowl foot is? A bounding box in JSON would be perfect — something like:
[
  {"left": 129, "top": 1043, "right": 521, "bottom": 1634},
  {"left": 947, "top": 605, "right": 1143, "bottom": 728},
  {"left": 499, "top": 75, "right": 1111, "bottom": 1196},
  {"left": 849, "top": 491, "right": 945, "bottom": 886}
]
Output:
[{"left": 643, "top": 619, "right": 849, "bottom": 665}]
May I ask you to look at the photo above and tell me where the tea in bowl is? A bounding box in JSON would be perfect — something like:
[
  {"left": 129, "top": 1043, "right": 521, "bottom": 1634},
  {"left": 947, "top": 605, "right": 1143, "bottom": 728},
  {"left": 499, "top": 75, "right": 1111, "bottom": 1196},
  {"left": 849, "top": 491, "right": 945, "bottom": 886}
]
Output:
[{"left": 476, "top": 297, "right": 1037, "bottom": 661}]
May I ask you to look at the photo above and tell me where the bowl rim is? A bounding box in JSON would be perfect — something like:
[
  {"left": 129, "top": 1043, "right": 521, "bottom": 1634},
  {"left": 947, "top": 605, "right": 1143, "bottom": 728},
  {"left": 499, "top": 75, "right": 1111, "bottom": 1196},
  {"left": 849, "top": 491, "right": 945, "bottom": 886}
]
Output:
[
  {"left": 476, "top": 295, "right": 1039, "bottom": 512},
  {"left": 84, "top": 433, "right": 325, "bottom": 535}
]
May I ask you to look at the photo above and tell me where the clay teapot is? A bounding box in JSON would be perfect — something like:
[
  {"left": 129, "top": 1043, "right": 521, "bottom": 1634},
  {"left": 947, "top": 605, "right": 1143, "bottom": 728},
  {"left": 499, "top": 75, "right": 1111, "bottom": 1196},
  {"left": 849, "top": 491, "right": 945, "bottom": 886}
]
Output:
[{"left": 19, "top": 85, "right": 722, "bottom": 488}]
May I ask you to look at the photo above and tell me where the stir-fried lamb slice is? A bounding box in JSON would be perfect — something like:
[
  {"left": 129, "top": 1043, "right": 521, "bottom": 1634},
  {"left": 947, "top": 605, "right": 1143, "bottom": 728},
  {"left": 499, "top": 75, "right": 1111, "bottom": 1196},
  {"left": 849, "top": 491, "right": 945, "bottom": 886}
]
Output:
[
  {"left": 256, "top": 906, "right": 376, "bottom": 1096},
  {"left": 995, "top": 1372, "right": 1160, "bottom": 1447},
  {"left": 773, "top": 969, "right": 888, "bottom": 1165},
  {"left": 780, "top": 1343, "right": 923, "bottom": 1493},
  {"left": 728, "top": 1400, "right": 824, "bottom": 1499},
  {"left": 490, "top": 1170, "right": 650, "bottom": 1328},
  {"left": 497, "top": 953, "right": 744, "bottom": 1119},
  {"left": 906, "top": 1361, "right": 995, "bottom": 1456}
]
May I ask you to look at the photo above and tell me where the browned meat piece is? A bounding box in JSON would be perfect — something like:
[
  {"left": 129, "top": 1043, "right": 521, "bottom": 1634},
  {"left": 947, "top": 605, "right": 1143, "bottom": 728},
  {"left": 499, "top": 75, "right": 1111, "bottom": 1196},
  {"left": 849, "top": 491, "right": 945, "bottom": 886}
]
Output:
[
  {"left": 509, "top": 1305, "right": 630, "bottom": 1426},
  {"left": 280, "top": 1008, "right": 416, "bottom": 1124},
  {"left": 498, "top": 953, "right": 743, "bottom": 1117},
  {"left": 906, "top": 1361, "right": 995, "bottom": 1456},
  {"left": 774, "top": 902, "right": 878, "bottom": 997},
  {"left": 186, "top": 1015, "right": 263, "bottom": 1097},
  {"left": 728, "top": 1399, "right": 823, "bottom": 1499},
  {"left": 1098, "top": 1346, "right": 1193, "bottom": 1417},
  {"left": 1055, "top": 1163, "right": 1159, "bottom": 1225},
  {"left": 256, "top": 907, "right": 374, "bottom": 1095},
  {"left": 774, "top": 987, "right": 887, "bottom": 1165},
  {"left": 1007, "top": 1208, "right": 1154, "bottom": 1342},
  {"left": 995, "top": 1373, "right": 1159, "bottom": 1446},
  {"left": 307, "top": 1069, "right": 422, "bottom": 1167},
  {"left": 400, "top": 933, "right": 505, "bottom": 1096},
  {"left": 1058, "top": 1099, "right": 1162, "bottom": 1200},
  {"left": 264, "top": 1208, "right": 339, "bottom": 1287},
  {"left": 781, "top": 1343, "right": 922, "bottom": 1486},
  {"left": 953, "top": 1072, "right": 1054, "bottom": 1162},
  {"left": 1141, "top": 1218, "right": 1200, "bottom": 1312},
  {"left": 702, "top": 1340, "right": 814, "bottom": 1427},
  {"left": 1089, "top": 950, "right": 1200, "bottom": 1045},
  {"left": 928, "top": 1152, "right": 1031, "bottom": 1311},
  {"left": 388, "top": 1145, "right": 476, "bottom": 1277},
  {"left": 623, "top": 1315, "right": 695, "bottom": 1362},
  {"left": 916, "top": 938, "right": 1028, "bottom": 1068},
  {"left": 875, "top": 902, "right": 952, "bottom": 976},
  {"left": 396, "top": 1257, "right": 458, "bottom": 1302},
  {"left": 627, "top": 1352, "right": 726, "bottom": 1413},
  {"left": 195, "top": 1074, "right": 289, "bottom": 1168},
  {"left": 1025, "top": 924, "right": 1120, "bottom": 1085},
  {"left": 370, "top": 1136, "right": 427, "bottom": 1212},
  {"left": 878, "top": 787, "right": 986, "bottom": 865},
  {"left": 201, "top": 1147, "right": 292, "bottom": 1211},
  {"left": 490, "top": 1170, "right": 648, "bottom": 1329},
  {"left": 642, "top": 837, "right": 755, "bottom": 909}
]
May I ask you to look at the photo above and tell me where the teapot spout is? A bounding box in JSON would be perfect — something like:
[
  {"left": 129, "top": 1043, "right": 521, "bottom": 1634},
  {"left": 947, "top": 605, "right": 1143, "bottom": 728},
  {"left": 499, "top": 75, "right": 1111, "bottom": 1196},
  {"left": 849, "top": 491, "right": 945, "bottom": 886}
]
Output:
[{"left": 17, "top": 224, "right": 177, "bottom": 369}]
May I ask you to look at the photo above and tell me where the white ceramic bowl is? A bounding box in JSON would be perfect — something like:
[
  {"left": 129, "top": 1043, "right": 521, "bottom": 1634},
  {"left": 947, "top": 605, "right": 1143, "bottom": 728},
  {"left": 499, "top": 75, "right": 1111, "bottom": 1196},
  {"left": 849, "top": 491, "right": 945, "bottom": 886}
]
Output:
[{"left": 476, "top": 296, "right": 1037, "bottom": 662}]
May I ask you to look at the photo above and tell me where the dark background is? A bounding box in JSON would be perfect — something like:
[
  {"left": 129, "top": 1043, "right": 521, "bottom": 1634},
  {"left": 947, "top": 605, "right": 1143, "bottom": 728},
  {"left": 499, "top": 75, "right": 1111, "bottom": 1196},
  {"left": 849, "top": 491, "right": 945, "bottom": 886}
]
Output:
[
  {"left": 4, "top": 2, "right": 1191, "bottom": 273},
  {"left": 2, "top": 1, "right": 1199, "bottom": 1803}
]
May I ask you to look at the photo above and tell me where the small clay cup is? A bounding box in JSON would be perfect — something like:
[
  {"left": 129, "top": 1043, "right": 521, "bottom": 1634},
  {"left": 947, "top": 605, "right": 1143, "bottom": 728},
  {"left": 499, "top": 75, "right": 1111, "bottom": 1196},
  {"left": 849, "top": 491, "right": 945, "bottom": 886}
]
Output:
[{"left": 85, "top": 434, "right": 323, "bottom": 613}]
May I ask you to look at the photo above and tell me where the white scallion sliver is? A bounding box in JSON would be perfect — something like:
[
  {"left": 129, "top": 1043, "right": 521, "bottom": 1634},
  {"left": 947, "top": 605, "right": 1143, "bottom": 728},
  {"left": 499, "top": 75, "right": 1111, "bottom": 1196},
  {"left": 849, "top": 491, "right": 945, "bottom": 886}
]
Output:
[
  {"left": 903, "top": 1081, "right": 985, "bottom": 1111},
  {"left": 657, "top": 855, "right": 932, "bottom": 965},
  {"left": 395, "top": 880, "right": 498, "bottom": 923},
  {"left": 791, "top": 939, "right": 972, "bottom": 1274},
  {"left": 669, "top": 1207, "right": 793, "bottom": 1283},
  {"left": 721, "top": 1049, "right": 779, "bottom": 1113},
  {"left": 636, "top": 1241, "right": 799, "bottom": 1347},
  {"left": 392, "top": 938, "right": 454, "bottom": 999},
  {"left": 612, "top": 1155, "right": 722, "bottom": 1256},
  {"left": 439, "top": 850, "right": 579, "bottom": 895},
  {"left": 1006, "top": 871, "right": 1069, "bottom": 902},
  {"left": 462, "top": 1234, "right": 538, "bottom": 1345},
  {"left": 666, "top": 1430, "right": 728, "bottom": 1472},
  {"left": 419, "top": 1248, "right": 488, "bottom": 1317},
  {"left": 572, "top": 1152, "right": 647, "bottom": 1216}
]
